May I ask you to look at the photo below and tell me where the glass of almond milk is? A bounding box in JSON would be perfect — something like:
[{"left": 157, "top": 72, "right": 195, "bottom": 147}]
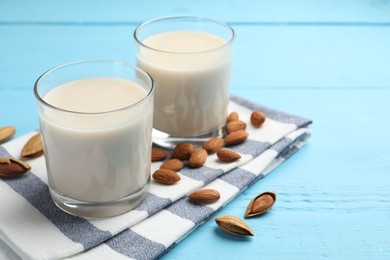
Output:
[
  {"left": 34, "top": 60, "right": 154, "bottom": 218},
  {"left": 134, "top": 16, "right": 235, "bottom": 148}
]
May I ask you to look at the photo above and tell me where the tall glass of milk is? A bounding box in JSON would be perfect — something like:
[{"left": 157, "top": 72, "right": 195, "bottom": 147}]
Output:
[
  {"left": 34, "top": 60, "right": 154, "bottom": 218},
  {"left": 134, "top": 16, "right": 235, "bottom": 148}
]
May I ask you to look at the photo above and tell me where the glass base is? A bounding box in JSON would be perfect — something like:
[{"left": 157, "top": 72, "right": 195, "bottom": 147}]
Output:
[
  {"left": 152, "top": 126, "right": 225, "bottom": 149},
  {"left": 49, "top": 181, "right": 150, "bottom": 218}
]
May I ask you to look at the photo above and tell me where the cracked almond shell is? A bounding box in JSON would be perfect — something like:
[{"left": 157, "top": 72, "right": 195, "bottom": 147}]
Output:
[
  {"left": 244, "top": 191, "right": 276, "bottom": 218},
  {"left": 21, "top": 133, "right": 44, "bottom": 158},
  {"left": 0, "top": 126, "right": 16, "bottom": 143},
  {"left": 215, "top": 215, "right": 254, "bottom": 236}
]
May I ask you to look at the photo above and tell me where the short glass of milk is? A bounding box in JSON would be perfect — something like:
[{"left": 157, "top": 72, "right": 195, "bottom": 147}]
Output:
[
  {"left": 34, "top": 60, "right": 154, "bottom": 218},
  {"left": 134, "top": 16, "right": 235, "bottom": 148}
]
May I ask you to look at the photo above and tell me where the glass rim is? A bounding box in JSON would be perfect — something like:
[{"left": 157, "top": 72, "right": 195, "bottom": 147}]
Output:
[
  {"left": 133, "top": 16, "right": 235, "bottom": 55},
  {"left": 34, "top": 59, "right": 155, "bottom": 115}
]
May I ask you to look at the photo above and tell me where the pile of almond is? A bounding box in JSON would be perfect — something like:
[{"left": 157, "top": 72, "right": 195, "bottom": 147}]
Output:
[
  {"left": 0, "top": 126, "right": 44, "bottom": 178},
  {"left": 151, "top": 110, "right": 266, "bottom": 185}
]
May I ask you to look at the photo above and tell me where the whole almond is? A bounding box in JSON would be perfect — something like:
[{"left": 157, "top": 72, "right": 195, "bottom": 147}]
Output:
[
  {"left": 188, "top": 189, "right": 220, "bottom": 204},
  {"left": 171, "top": 143, "right": 194, "bottom": 160},
  {"left": 215, "top": 215, "right": 254, "bottom": 236},
  {"left": 0, "top": 157, "right": 31, "bottom": 177},
  {"left": 0, "top": 126, "right": 16, "bottom": 143},
  {"left": 226, "top": 120, "right": 246, "bottom": 134},
  {"left": 226, "top": 112, "right": 239, "bottom": 123},
  {"left": 152, "top": 147, "right": 169, "bottom": 162},
  {"left": 217, "top": 149, "right": 241, "bottom": 162},
  {"left": 251, "top": 111, "right": 266, "bottom": 128},
  {"left": 152, "top": 168, "right": 180, "bottom": 185},
  {"left": 202, "top": 137, "right": 224, "bottom": 154},
  {"left": 245, "top": 191, "right": 276, "bottom": 218},
  {"left": 21, "top": 133, "right": 43, "bottom": 158},
  {"left": 188, "top": 149, "right": 208, "bottom": 168},
  {"left": 224, "top": 130, "right": 249, "bottom": 145},
  {"left": 160, "top": 159, "right": 184, "bottom": 171}
]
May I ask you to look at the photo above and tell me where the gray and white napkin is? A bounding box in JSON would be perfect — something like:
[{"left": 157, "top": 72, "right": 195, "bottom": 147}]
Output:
[{"left": 0, "top": 96, "right": 311, "bottom": 259}]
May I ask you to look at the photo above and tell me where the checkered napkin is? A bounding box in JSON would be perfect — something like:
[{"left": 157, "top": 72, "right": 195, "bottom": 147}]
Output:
[{"left": 0, "top": 96, "right": 311, "bottom": 260}]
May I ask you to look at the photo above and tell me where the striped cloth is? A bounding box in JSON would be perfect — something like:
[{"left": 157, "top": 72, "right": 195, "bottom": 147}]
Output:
[{"left": 0, "top": 96, "right": 311, "bottom": 260}]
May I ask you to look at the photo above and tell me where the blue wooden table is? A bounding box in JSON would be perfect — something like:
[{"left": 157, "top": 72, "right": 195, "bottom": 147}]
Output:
[{"left": 1, "top": 0, "right": 390, "bottom": 259}]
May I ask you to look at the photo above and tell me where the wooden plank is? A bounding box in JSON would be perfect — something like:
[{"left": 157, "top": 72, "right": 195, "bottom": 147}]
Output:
[
  {"left": 1, "top": 0, "right": 390, "bottom": 23},
  {"left": 233, "top": 25, "right": 390, "bottom": 89},
  {"left": 0, "top": 89, "right": 37, "bottom": 139},
  {"left": 1, "top": 25, "right": 389, "bottom": 92}
]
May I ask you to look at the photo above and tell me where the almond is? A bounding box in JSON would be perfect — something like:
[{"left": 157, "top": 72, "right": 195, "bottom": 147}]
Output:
[
  {"left": 188, "top": 189, "right": 220, "bottom": 204},
  {"left": 226, "top": 112, "right": 239, "bottom": 123},
  {"left": 251, "top": 111, "right": 266, "bottom": 128},
  {"left": 224, "top": 130, "right": 249, "bottom": 145},
  {"left": 151, "top": 147, "right": 169, "bottom": 162},
  {"left": 215, "top": 215, "right": 254, "bottom": 236},
  {"left": 202, "top": 137, "right": 224, "bottom": 154},
  {"left": 245, "top": 191, "right": 276, "bottom": 218},
  {"left": 217, "top": 149, "right": 241, "bottom": 162},
  {"left": 152, "top": 168, "right": 180, "bottom": 185},
  {"left": 160, "top": 159, "right": 184, "bottom": 171},
  {"left": 0, "top": 126, "right": 16, "bottom": 143},
  {"left": 0, "top": 157, "right": 31, "bottom": 177},
  {"left": 171, "top": 143, "right": 194, "bottom": 160},
  {"left": 21, "top": 133, "right": 43, "bottom": 158},
  {"left": 188, "top": 149, "right": 208, "bottom": 168},
  {"left": 226, "top": 120, "right": 246, "bottom": 134}
]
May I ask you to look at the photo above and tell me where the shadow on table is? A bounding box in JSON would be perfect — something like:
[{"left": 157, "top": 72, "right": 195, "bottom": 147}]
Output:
[{"left": 213, "top": 227, "right": 253, "bottom": 242}]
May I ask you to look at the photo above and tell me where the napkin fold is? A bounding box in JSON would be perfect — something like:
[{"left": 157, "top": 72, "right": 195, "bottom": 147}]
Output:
[{"left": 0, "top": 96, "right": 311, "bottom": 260}]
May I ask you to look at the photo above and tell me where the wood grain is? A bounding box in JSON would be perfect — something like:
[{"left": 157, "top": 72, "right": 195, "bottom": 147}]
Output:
[{"left": 1, "top": 0, "right": 390, "bottom": 259}]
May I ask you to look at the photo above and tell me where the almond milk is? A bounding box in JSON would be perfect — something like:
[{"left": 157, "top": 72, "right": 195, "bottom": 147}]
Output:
[
  {"left": 136, "top": 31, "right": 232, "bottom": 136},
  {"left": 39, "top": 77, "right": 153, "bottom": 203}
]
